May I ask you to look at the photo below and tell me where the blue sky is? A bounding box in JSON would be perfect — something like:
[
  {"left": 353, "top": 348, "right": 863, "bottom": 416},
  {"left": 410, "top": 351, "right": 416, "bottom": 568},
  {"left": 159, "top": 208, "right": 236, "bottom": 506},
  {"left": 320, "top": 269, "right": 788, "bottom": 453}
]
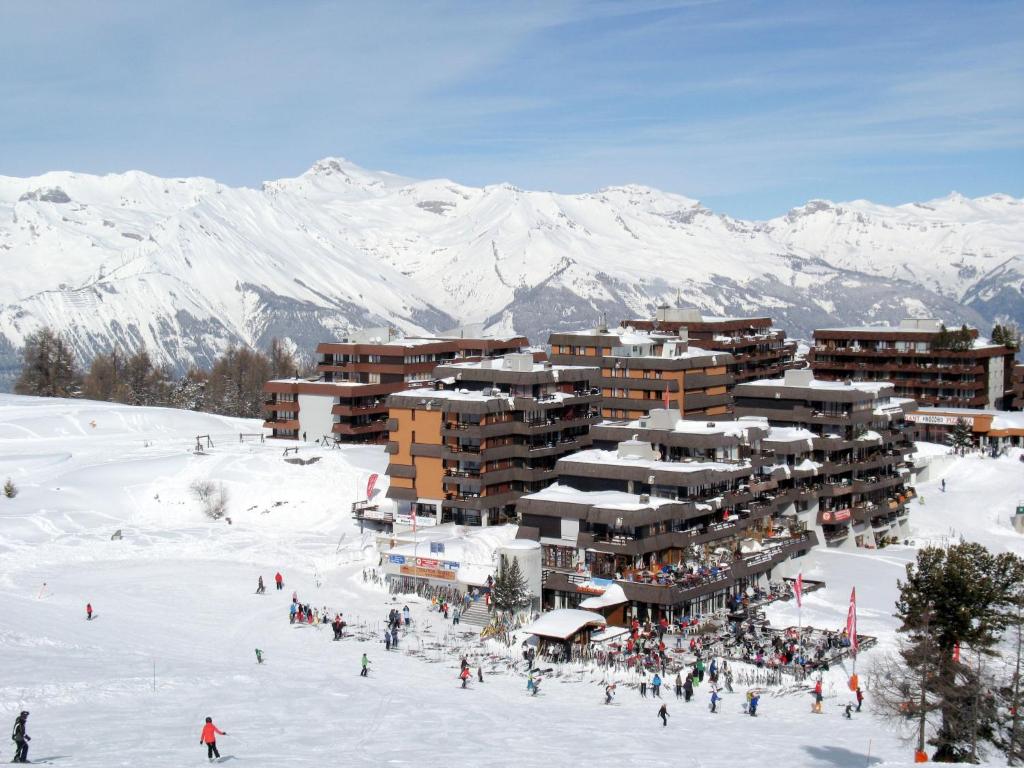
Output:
[{"left": 1, "top": 0, "right": 1021, "bottom": 218}]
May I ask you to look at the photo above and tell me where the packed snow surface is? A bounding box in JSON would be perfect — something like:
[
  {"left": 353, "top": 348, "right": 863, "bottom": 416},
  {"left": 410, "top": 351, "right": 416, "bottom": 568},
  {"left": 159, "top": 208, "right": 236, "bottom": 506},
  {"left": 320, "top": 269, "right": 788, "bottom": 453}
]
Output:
[{"left": 1, "top": 397, "right": 1022, "bottom": 766}]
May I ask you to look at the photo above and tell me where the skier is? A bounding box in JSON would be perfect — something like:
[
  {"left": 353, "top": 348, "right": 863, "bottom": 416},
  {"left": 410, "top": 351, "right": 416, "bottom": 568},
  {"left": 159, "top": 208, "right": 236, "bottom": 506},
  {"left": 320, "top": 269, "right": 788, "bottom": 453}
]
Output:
[
  {"left": 652, "top": 673, "right": 662, "bottom": 698},
  {"left": 477, "top": 666, "right": 484, "bottom": 683},
  {"left": 403, "top": 605, "right": 411, "bottom": 627},
  {"left": 255, "top": 648, "right": 264, "bottom": 664},
  {"left": 748, "top": 692, "right": 760, "bottom": 717},
  {"left": 256, "top": 576, "right": 265, "bottom": 594},
  {"left": 289, "top": 602, "right": 297, "bottom": 624},
  {"left": 530, "top": 676, "right": 541, "bottom": 696},
  {"left": 460, "top": 667, "right": 471, "bottom": 689},
  {"left": 941, "top": 478, "right": 946, "bottom": 492},
  {"left": 674, "top": 672, "right": 683, "bottom": 699},
  {"left": 86, "top": 602, "right": 93, "bottom": 620},
  {"left": 856, "top": 686, "right": 864, "bottom": 712},
  {"left": 844, "top": 703, "right": 853, "bottom": 719},
  {"left": 640, "top": 677, "right": 647, "bottom": 698},
  {"left": 812, "top": 678, "right": 824, "bottom": 714},
  {"left": 683, "top": 674, "right": 694, "bottom": 702},
  {"left": 11, "top": 711, "right": 29, "bottom": 764},
  {"left": 710, "top": 688, "right": 721, "bottom": 713},
  {"left": 274, "top": 571, "right": 283, "bottom": 591},
  {"left": 360, "top": 653, "right": 370, "bottom": 676},
  {"left": 657, "top": 703, "right": 669, "bottom": 727},
  {"left": 200, "top": 716, "right": 226, "bottom": 762},
  {"left": 605, "top": 683, "right": 616, "bottom": 704},
  {"left": 384, "top": 629, "right": 392, "bottom": 651},
  {"left": 453, "top": 608, "right": 460, "bottom": 625},
  {"left": 724, "top": 668, "right": 734, "bottom": 693}
]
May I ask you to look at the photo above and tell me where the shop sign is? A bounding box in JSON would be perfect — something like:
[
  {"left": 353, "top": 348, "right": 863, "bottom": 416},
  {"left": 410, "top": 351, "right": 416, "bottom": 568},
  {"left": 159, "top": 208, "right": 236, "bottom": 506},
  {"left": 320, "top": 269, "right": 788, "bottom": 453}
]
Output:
[
  {"left": 389, "top": 554, "right": 406, "bottom": 565},
  {"left": 822, "top": 508, "right": 852, "bottom": 523},
  {"left": 400, "top": 564, "right": 456, "bottom": 581},
  {"left": 907, "top": 413, "right": 974, "bottom": 427}
]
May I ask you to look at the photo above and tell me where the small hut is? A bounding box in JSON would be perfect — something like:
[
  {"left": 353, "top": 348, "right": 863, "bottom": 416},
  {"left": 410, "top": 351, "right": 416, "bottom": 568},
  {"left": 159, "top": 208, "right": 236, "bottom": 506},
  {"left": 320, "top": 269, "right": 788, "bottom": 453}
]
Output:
[
  {"left": 523, "top": 609, "right": 607, "bottom": 660},
  {"left": 578, "top": 583, "right": 629, "bottom": 626}
]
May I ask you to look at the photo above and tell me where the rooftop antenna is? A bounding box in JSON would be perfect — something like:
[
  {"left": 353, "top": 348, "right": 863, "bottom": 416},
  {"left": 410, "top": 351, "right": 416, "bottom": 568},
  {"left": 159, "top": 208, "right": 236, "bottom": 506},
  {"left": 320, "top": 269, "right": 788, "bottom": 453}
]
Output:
[
  {"left": 598, "top": 312, "right": 608, "bottom": 333},
  {"left": 675, "top": 287, "right": 682, "bottom": 308}
]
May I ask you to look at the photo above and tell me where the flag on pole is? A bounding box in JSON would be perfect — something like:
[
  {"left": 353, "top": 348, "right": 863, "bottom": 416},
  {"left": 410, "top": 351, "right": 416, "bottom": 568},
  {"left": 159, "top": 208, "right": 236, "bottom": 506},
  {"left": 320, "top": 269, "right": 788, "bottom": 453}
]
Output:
[
  {"left": 794, "top": 572, "right": 804, "bottom": 608},
  {"left": 663, "top": 383, "right": 671, "bottom": 410},
  {"left": 410, "top": 505, "right": 417, "bottom": 533},
  {"left": 366, "top": 473, "right": 379, "bottom": 500},
  {"left": 847, "top": 587, "right": 858, "bottom": 652}
]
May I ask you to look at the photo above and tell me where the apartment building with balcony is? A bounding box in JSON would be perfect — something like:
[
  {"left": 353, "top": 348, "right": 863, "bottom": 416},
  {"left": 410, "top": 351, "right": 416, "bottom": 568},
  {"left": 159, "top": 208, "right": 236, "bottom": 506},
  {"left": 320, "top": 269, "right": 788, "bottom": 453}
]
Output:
[
  {"left": 623, "top": 305, "right": 799, "bottom": 383},
  {"left": 262, "top": 328, "right": 529, "bottom": 442},
  {"left": 733, "top": 368, "right": 917, "bottom": 549},
  {"left": 1013, "top": 364, "right": 1024, "bottom": 410},
  {"left": 384, "top": 353, "right": 601, "bottom": 527},
  {"left": 809, "top": 318, "right": 1016, "bottom": 410},
  {"left": 548, "top": 325, "right": 734, "bottom": 420},
  {"left": 517, "top": 413, "right": 818, "bottom": 624}
]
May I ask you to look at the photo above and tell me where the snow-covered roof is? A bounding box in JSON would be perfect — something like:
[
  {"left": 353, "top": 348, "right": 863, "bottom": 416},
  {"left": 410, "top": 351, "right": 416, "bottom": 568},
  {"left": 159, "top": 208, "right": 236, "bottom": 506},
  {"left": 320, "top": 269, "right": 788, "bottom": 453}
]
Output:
[
  {"left": 578, "top": 583, "right": 628, "bottom": 609},
  {"left": 560, "top": 448, "right": 747, "bottom": 474},
  {"left": 521, "top": 483, "right": 678, "bottom": 510},
  {"left": 444, "top": 360, "right": 593, "bottom": 374},
  {"left": 387, "top": 524, "right": 519, "bottom": 584},
  {"left": 742, "top": 377, "right": 892, "bottom": 395},
  {"left": 389, "top": 387, "right": 506, "bottom": 402},
  {"left": 522, "top": 609, "right": 606, "bottom": 639},
  {"left": 766, "top": 426, "right": 817, "bottom": 443}
]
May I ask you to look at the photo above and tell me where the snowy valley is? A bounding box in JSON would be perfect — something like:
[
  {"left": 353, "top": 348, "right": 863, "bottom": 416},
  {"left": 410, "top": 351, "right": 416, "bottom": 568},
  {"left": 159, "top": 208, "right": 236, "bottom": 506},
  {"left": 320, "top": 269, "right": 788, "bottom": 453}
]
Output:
[{"left": 1, "top": 395, "right": 1022, "bottom": 767}]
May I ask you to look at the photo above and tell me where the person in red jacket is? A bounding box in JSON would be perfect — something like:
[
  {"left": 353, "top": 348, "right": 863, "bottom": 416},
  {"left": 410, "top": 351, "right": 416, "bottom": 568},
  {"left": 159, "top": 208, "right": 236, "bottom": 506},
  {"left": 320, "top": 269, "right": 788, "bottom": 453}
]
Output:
[
  {"left": 200, "top": 717, "right": 226, "bottom": 761},
  {"left": 86, "top": 603, "right": 93, "bottom": 620},
  {"left": 274, "top": 572, "right": 283, "bottom": 591}
]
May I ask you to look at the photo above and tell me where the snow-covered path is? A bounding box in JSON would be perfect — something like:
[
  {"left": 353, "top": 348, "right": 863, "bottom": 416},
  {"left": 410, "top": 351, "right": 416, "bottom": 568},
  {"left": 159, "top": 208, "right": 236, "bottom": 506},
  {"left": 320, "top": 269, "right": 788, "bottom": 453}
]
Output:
[{"left": 1, "top": 397, "right": 1021, "bottom": 766}]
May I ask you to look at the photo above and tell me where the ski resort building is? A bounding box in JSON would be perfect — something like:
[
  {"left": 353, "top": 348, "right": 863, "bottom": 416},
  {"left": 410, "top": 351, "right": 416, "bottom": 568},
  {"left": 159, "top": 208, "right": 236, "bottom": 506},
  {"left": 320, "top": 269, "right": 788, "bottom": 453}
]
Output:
[
  {"left": 809, "top": 319, "right": 1016, "bottom": 410},
  {"left": 1012, "top": 364, "right": 1024, "bottom": 411},
  {"left": 733, "top": 369, "right": 917, "bottom": 549},
  {"left": 906, "top": 407, "right": 1024, "bottom": 450},
  {"left": 516, "top": 411, "right": 818, "bottom": 624},
  {"left": 622, "top": 305, "right": 799, "bottom": 383},
  {"left": 262, "top": 329, "right": 530, "bottom": 442},
  {"left": 383, "top": 353, "right": 602, "bottom": 527},
  {"left": 548, "top": 325, "right": 735, "bottom": 420},
  {"left": 515, "top": 370, "right": 916, "bottom": 625}
]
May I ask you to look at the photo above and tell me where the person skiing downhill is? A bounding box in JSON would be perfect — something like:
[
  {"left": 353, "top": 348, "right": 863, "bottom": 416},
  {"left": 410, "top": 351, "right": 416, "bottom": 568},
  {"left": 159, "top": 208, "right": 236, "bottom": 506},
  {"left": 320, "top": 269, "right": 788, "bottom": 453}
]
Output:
[
  {"left": 710, "top": 688, "right": 721, "bottom": 713},
  {"left": 86, "top": 602, "right": 93, "bottom": 620},
  {"left": 274, "top": 572, "right": 283, "bottom": 591},
  {"left": 360, "top": 654, "right": 370, "bottom": 676},
  {"left": 657, "top": 703, "right": 669, "bottom": 727},
  {"left": 200, "top": 717, "right": 226, "bottom": 762},
  {"left": 605, "top": 683, "right": 616, "bottom": 704},
  {"left": 256, "top": 576, "right": 265, "bottom": 594},
  {"left": 11, "top": 711, "right": 29, "bottom": 764},
  {"left": 856, "top": 686, "right": 864, "bottom": 712},
  {"left": 460, "top": 667, "right": 471, "bottom": 688}
]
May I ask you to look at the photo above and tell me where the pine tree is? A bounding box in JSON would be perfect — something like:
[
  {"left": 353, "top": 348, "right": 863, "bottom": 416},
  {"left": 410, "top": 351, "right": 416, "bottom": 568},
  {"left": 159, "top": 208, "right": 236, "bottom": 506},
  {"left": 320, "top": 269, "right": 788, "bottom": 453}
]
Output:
[
  {"left": 2, "top": 478, "right": 16, "bottom": 498},
  {"left": 933, "top": 324, "right": 952, "bottom": 351},
  {"left": 947, "top": 418, "right": 973, "bottom": 456},
  {"left": 14, "top": 327, "right": 78, "bottom": 397},
  {"left": 268, "top": 338, "right": 298, "bottom": 380},
  {"left": 887, "top": 544, "right": 1024, "bottom": 761},
  {"left": 491, "top": 556, "right": 529, "bottom": 614}
]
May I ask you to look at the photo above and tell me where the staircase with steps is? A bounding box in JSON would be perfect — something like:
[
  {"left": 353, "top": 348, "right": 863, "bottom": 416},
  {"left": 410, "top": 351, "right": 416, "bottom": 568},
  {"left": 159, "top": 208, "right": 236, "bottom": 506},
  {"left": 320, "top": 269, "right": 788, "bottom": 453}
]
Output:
[{"left": 458, "top": 600, "right": 492, "bottom": 627}]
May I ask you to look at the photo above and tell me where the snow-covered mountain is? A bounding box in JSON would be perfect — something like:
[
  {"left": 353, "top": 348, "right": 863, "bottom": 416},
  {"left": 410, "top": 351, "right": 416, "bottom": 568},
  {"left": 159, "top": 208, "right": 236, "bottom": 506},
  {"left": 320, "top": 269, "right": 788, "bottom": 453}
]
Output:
[{"left": 1, "top": 157, "right": 1021, "bottom": 385}]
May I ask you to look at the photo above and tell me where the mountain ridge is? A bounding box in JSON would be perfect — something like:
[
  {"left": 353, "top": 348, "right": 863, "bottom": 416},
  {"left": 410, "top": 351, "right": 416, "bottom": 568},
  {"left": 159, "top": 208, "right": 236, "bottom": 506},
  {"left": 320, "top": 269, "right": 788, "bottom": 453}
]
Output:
[{"left": 0, "top": 157, "right": 1020, "bottom": 387}]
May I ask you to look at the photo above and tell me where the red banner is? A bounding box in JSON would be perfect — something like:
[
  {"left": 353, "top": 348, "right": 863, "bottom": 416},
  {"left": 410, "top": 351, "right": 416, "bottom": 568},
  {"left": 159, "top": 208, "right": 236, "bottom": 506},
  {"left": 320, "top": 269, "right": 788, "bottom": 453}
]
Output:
[
  {"left": 794, "top": 572, "right": 803, "bottom": 608},
  {"left": 366, "top": 473, "right": 379, "bottom": 499},
  {"left": 847, "top": 587, "right": 858, "bottom": 652}
]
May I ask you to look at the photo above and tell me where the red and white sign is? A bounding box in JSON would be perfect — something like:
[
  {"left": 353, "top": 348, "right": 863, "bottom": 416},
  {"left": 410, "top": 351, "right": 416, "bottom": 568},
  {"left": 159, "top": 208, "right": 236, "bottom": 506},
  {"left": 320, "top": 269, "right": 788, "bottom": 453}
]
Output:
[
  {"left": 794, "top": 572, "right": 803, "bottom": 609},
  {"left": 847, "top": 587, "right": 858, "bottom": 652},
  {"left": 366, "top": 473, "right": 379, "bottom": 499}
]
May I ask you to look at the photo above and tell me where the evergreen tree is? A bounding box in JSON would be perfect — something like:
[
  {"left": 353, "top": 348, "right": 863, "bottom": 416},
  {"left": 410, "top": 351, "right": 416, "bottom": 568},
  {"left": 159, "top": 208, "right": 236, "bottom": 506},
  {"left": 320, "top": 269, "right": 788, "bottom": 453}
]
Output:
[
  {"left": 168, "top": 367, "right": 207, "bottom": 411},
  {"left": 889, "top": 544, "right": 1024, "bottom": 761},
  {"left": 491, "top": 556, "right": 529, "bottom": 613},
  {"left": 14, "top": 327, "right": 78, "bottom": 397},
  {"left": 204, "top": 346, "right": 272, "bottom": 418},
  {"left": 268, "top": 338, "right": 298, "bottom": 380},
  {"left": 947, "top": 418, "right": 973, "bottom": 455},
  {"left": 3, "top": 478, "right": 16, "bottom": 498},
  {"left": 933, "top": 324, "right": 952, "bottom": 351}
]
